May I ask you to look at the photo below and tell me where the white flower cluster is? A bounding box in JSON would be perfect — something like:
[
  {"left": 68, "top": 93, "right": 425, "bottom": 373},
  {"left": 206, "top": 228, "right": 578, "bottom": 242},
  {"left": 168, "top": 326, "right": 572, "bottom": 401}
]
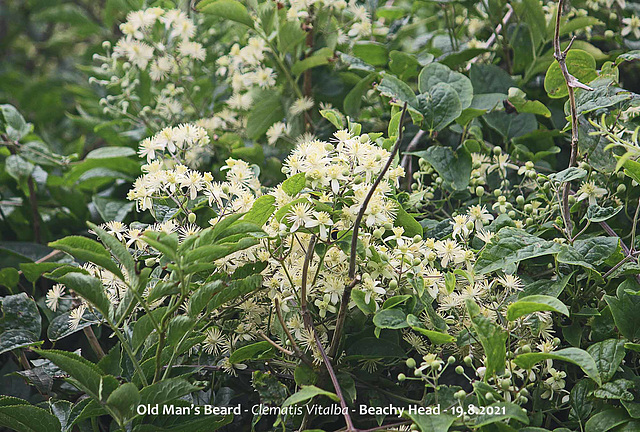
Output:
[
  {"left": 91, "top": 8, "right": 208, "bottom": 129},
  {"left": 128, "top": 123, "right": 260, "bottom": 214},
  {"left": 216, "top": 37, "right": 275, "bottom": 113}
]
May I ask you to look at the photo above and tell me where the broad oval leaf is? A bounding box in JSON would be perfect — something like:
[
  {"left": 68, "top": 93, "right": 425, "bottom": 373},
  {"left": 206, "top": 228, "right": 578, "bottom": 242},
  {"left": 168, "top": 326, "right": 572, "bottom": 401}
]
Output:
[
  {"left": 506, "top": 295, "right": 569, "bottom": 321},
  {"left": 514, "top": 347, "right": 601, "bottom": 385}
]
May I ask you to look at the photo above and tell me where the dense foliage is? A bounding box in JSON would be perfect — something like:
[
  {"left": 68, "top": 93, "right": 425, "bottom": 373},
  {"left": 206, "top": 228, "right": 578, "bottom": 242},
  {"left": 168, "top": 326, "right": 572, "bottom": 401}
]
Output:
[{"left": 3, "top": 0, "right": 640, "bottom": 431}]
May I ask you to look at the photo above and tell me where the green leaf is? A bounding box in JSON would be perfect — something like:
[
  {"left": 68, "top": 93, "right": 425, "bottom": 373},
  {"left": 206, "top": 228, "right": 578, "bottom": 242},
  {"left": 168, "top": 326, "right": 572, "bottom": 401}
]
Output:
[
  {"left": 404, "top": 412, "right": 456, "bottom": 432},
  {"left": 88, "top": 222, "right": 136, "bottom": 283},
  {"left": 417, "top": 82, "right": 462, "bottom": 132},
  {"left": 139, "top": 377, "right": 201, "bottom": 406},
  {"left": 291, "top": 48, "right": 333, "bottom": 76},
  {"left": 506, "top": 295, "right": 569, "bottom": 321},
  {"left": 246, "top": 92, "right": 284, "bottom": 139},
  {"left": 548, "top": 167, "right": 587, "bottom": 183},
  {"left": 585, "top": 205, "right": 622, "bottom": 223},
  {"left": 0, "top": 105, "right": 31, "bottom": 141},
  {"left": 418, "top": 62, "right": 473, "bottom": 109},
  {"left": 344, "top": 73, "right": 377, "bottom": 117},
  {"left": 282, "top": 172, "right": 306, "bottom": 196},
  {"left": 513, "top": 0, "right": 546, "bottom": 47},
  {"left": 475, "top": 227, "right": 561, "bottom": 274},
  {"left": 377, "top": 73, "right": 417, "bottom": 108},
  {"left": 242, "top": 195, "right": 275, "bottom": 226},
  {"left": 52, "top": 272, "right": 111, "bottom": 320},
  {"left": 410, "top": 146, "right": 471, "bottom": 191},
  {"left": 19, "top": 262, "right": 63, "bottom": 284},
  {"left": 593, "top": 379, "right": 635, "bottom": 401},
  {"left": 344, "top": 337, "right": 405, "bottom": 359},
  {"left": 0, "top": 267, "right": 19, "bottom": 291},
  {"left": 49, "top": 236, "right": 124, "bottom": 280},
  {"left": 197, "top": 0, "right": 253, "bottom": 27},
  {"left": 605, "top": 293, "right": 640, "bottom": 340},
  {"left": 474, "top": 402, "right": 529, "bottom": 427},
  {"left": 406, "top": 314, "right": 454, "bottom": 344},
  {"left": 393, "top": 202, "right": 422, "bottom": 237},
  {"left": 585, "top": 407, "right": 630, "bottom": 432},
  {"left": 544, "top": 50, "right": 597, "bottom": 98},
  {"left": 34, "top": 349, "right": 105, "bottom": 398},
  {"left": 5, "top": 155, "right": 34, "bottom": 189},
  {"left": 92, "top": 197, "right": 134, "bottom": 222},
  {"left": 282, "top": 385, "right": 339, "bottom": 407},
  {"left": 373, "top": 308, "right": 409, "bottom": 329},
  {"left": 574, "top": 236, "right": 619, "bottom": 266},
  {"left": 0, "top": 293, "right": 42, "bottom": 354},
  {"left": 623, "top": 159, "right": 640, "bottom": 184},
  {"left": 84, "top": 147, "right": 136, "bottom": 159},
  {"left": 352, "top": 41, "right": 388, "bottom": 66},
  {"left": 507, "top": 87, "right": 551, "bottom": 117},
  {"left": 229, "top": 341, "right": 273, "bottom": 364},
  {"left": 106, "top": 383, "right": 140, "bottom": 421},
  {"left": 0, "top": 398, "right": 61, "bottom": 432},
  {"left": 466, "top": 299, "right": 507, "bottom": 378},
  {"left": 514, "top": 347, "right": 601, "bottom": 385},
  {"left": 352, "top": 289, "right": 376, "bottom": 315},
  {"left": 132, "top": 307, "right": 166, "bottom": 352}
]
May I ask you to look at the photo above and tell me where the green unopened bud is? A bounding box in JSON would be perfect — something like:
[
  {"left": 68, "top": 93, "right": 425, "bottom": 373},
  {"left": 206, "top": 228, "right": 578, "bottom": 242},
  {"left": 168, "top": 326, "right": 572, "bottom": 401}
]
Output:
[
  {"left": 516, "top": 195, "right": 525, "bottom": 206},
  {"left": 492, "top": 146, "right": 502, "bottom": 155},
  {"left": 373, "top": 228, "right": 384, "bottom": 239},
  {"left": 493, "top": 189, "right": 501, "bottom": 197},
  {"left": 521, "top": 344, "right": 531, "bottom": 353},
  {"left": 412, "top": 258, "right": 421, "bottom": 266},
  {"left": 383, "top": 223, "right": 393, "bottom": 230},
  {"left": 397, "top": 373, "right": 406, "bottom": 382},
  {"left": 466, "top": 221, "right": 475, "bottom": 231},
  {"left": 508, "top": 210, "right": 516, "bottom": 218},
  {"left": 475, "top": 186, "right": 485, "bottom": 196},
  {"left": 463, "top": 355, "right": 472, "bottom": 366},
  {"left": 500, "top": 379, "right": 511, "bottom": 390},
  {"left": 411, "top": 183, "right": 418, "bottom": 190},
  {"left": 454, "top": 390, "right": 466, "bottom": 400},
  {"left": 413, "top": 234, "right": 422, "bottom": 243},
  {"left": 324, "top": 143, "right": 333, "bottom": 151},
  {"left": 389, "top": 279, "right": 398, "bottom": 290},
  {"left": 188, "top": 213, "right": 197, "bottom": 223},
  {"left": 617, "top": 184, "right": 626, "bottom": 194},
  {"left": 568, "top": 195, "right": 576, "bottom": 204},
  {"left": 525, "top": 217, "right": 534, "bottom": 226},
  {"left": 360, "top": 133, "right": 370, "bottom": 143},
  {"left": 604, "top": 29, "right": 615, "bottom": 38},
  {"left": 144, "top": 258, "right": 156, "bottom": 267},
  {"left": 524, "top": 204, "right": 533, "bottom": 213},
  {"left": 455, "top": 365, "right": 464, "bottom": 375},
  {"left": 485, "top": 392, "right": 495, "bottom": 402},
  {"left": 447, "top": 356, "right": 456, "bottom": 365},
  {"left": 406, "top": 358, "right": 417, "bottom": 368}
]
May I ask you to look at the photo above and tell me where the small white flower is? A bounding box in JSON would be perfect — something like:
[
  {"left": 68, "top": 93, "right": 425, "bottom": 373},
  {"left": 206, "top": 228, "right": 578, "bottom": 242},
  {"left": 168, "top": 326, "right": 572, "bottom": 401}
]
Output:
[{"left": 46, "top": 284, "right": 65, "bottom": 312}]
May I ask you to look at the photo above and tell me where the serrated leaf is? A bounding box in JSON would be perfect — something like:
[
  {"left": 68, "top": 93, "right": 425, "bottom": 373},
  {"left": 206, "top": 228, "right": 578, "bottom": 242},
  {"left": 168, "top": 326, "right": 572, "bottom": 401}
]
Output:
[
  {"left": 229, "top": 341, "right": 273, "bottom": 364},
  {"left": 49, "top": 236, "right": 123, "bottom": 280},
  {"left": 0, "top": 398, "right": 61, "bottom": 432},
  {"left": 34, "top": 349, "right": 106, "bottom": 398}
]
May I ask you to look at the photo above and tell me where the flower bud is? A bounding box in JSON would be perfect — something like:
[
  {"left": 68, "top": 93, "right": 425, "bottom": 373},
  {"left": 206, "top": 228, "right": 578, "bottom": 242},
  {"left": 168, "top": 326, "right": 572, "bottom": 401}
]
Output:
[
  {"left": 188, "top": 213, "right": 197, "bottom": 223},
  {"left": 406, "top": 358, "right": 416, "bottom": 368},
  {"left": 447, "top": 356, "right": 456, "bottom": 365},
  {"left": 455, "top": 365, "right": 464, "bottom": 375},
  {"left": 475, "top": 186, "right": 485, "bottom": 196},
  {"left": 397, "top": 373, "right": 406, "bottom": 382},
  {"left": 454, "top": 390, "right": 466, "bottom": 400}
]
